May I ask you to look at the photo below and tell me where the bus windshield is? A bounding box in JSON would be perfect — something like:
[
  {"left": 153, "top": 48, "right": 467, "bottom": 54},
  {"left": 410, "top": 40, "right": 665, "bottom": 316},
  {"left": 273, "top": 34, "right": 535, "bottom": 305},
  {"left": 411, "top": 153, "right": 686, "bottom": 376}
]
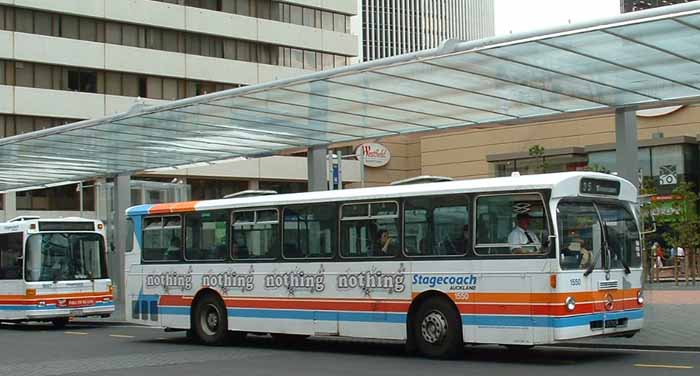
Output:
[
  {"left": 558, "top": 200, "right": 641, "bottom": 270},
  {"left": 25, "top": 233, "right": 107, "bottom": 282}
]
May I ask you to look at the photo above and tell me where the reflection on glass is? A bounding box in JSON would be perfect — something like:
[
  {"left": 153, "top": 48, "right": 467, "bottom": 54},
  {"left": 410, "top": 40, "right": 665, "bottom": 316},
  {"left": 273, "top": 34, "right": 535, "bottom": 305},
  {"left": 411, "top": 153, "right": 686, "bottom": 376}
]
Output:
[
  {"left": 558, "top": 201, "right": 603, "bottom": 270},
  {"left": 25, "top": 233, "right": 107, "bottom": 282}
]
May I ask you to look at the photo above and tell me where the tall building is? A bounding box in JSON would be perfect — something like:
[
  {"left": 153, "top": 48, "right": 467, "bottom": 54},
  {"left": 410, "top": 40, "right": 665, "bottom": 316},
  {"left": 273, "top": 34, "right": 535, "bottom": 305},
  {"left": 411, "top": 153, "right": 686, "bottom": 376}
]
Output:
[
  {"left": 0, "top": 0, "right": 358, "bottom": 218},
  {"left": 358, "top": 0, "right": 494, "bottom": 61},
  {"left": 621, "top": 0, "right": 696, "bottom": 13}
]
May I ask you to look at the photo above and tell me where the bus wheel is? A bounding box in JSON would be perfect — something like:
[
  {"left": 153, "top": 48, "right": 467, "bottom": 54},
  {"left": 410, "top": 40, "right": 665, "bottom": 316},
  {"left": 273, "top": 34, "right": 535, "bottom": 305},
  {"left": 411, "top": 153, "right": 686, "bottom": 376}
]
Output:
[
  {"left": 192, "top": 294, "right": 228, "bottom": 345},
  {"left": 51, "top": 317, "right": 69, "bottom": 329},
  {"left": 412, "top": 298, "right": 463, "bottom": 359}
]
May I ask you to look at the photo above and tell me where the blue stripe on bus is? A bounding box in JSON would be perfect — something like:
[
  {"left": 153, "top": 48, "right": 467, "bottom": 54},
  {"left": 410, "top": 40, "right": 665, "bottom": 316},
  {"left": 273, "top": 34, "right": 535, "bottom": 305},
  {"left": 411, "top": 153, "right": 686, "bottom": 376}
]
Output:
[
  {"left": 126, "top": 204, "right": 154, "bottom": 216},
  {"left": 156, "top": 306, "right": 643, "bottom": 328}
]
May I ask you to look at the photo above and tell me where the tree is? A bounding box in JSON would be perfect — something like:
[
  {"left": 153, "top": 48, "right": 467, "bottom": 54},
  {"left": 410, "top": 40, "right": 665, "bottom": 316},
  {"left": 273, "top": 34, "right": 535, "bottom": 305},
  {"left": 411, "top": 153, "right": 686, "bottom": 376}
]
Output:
[
  {"left": 527, "top": 145, "right": 547, "bottom": 173},
  {"left": 661, "top": 182, "right": 700, "bottom": 255}
]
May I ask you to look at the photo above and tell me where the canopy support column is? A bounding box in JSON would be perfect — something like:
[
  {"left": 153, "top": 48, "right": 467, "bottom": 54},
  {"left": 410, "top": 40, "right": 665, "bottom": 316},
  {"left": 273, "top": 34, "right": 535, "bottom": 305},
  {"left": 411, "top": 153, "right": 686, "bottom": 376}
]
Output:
[
  {"left": 2, "top": 192, "right": 16, "bottom": 221},
  {"left": 308, "top": 145, "right": 328, "bottom": 192},
  {"left": 111, "top": 174, "right": 130, "bottom": 321},
  {"left": 615, "top": 108, "right": 640, "bottom": 189}
]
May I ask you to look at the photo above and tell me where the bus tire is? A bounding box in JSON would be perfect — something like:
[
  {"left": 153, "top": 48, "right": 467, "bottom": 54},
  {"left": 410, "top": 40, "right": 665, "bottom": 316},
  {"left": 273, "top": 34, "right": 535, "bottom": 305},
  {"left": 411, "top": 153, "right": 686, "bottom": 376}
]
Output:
[
  {"left": 192, "top": 294, "right": 228, "bottom": 345},
  {"left": 412, "top": 298, "right": 463, "bottom": 359},
  {"left": 51, "top": 317, "right": 69, "bottom": 329}
]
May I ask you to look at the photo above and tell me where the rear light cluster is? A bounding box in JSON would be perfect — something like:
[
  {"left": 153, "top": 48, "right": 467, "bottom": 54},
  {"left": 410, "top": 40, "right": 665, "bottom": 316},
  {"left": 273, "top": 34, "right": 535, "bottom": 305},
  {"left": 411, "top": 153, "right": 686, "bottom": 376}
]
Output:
[{"left": 637, "top": 291, "right": 644, "bottom": 305}]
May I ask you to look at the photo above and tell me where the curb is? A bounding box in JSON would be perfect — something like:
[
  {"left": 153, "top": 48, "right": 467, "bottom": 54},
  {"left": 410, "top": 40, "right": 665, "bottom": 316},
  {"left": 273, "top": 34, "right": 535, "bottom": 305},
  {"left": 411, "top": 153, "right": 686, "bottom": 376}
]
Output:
[{"left": 551, "top": 342, "right": 700, "bottom": 352}]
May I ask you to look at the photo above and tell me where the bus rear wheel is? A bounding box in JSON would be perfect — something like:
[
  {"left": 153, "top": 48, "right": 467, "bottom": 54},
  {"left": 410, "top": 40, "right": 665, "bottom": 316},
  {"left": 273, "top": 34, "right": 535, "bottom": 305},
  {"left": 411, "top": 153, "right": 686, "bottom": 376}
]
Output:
[
  {"left": 51, "top": 317, "right": 69, "bottom": 329},
  {"left": 412, "top": 298, "right": 463, "bottom": 359},
  {"left": 192, "top": 294, "right": 228, "bottom": 345}
]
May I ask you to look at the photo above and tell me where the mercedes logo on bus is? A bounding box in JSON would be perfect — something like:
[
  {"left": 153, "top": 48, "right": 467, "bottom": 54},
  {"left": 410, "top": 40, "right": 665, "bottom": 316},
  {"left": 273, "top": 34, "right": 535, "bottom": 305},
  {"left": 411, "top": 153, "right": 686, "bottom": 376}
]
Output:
[{"left": 605, "top": 293, "right": 615, "bottom": 311}]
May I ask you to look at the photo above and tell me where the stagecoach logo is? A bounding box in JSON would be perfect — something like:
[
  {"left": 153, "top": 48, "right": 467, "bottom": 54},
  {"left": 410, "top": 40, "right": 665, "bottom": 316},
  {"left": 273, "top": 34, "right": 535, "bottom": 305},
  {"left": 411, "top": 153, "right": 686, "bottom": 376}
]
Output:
[
  {"left": 201, "top": 265, "right": 255, "bottom": 293},
  {"left": 264, "top": 265, "right": 326, "bottom": 295},
  {"left": 412, "top": 274, "right": 478, "bottom": 291},
  {"left": 337, "top": 264, "right": 406, "bottom": 296},
  {"left": 145, "top": 268, "right": 193, "bottom": 291}
]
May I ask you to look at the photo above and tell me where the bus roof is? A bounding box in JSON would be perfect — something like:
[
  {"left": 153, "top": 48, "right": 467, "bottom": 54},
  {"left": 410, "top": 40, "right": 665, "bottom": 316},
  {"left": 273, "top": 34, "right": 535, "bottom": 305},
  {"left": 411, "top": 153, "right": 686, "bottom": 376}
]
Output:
[
  {"left": 126, "top": 172, "right": 637, "bottom": 217},
  {"left": 0, "top": 217, "right": 103, "bottom": 233}
]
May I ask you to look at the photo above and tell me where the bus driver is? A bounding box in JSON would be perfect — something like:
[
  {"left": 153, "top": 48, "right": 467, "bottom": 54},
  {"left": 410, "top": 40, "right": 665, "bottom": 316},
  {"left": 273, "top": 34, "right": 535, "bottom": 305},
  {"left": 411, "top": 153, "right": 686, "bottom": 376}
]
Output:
[{"left": 508, "top": 213, "right": 541, "bottom": 254}]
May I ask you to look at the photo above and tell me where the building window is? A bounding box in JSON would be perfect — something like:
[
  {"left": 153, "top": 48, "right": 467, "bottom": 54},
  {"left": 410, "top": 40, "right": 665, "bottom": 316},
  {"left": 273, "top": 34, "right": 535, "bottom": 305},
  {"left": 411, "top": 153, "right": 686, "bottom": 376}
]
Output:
[{"left": 67, "top": 70, "right": 97, "bottom": 93}]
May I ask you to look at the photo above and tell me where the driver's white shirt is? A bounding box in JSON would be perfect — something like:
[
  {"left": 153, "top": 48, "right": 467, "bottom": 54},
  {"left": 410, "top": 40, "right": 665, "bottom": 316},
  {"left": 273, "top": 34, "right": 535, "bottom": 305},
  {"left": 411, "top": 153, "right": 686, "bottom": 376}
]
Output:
[{"left": 507, "top": 226, "right": 541, "bottom": 250}]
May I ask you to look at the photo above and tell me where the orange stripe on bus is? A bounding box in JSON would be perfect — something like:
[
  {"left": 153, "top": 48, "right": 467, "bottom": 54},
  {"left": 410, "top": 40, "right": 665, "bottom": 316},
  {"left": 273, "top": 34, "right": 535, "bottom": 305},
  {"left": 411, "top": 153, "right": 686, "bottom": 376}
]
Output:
[
  {"left": 0, "top": 291, "right": 112, "bottom": 300},
  {"left": 149, "top": 201, "right": 199, "bottom": 214}
]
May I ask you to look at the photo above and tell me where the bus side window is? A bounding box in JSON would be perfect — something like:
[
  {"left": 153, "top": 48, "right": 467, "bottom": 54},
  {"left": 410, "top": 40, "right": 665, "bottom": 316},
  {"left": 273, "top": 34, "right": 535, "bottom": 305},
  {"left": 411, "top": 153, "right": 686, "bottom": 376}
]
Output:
[
  {"left": 340, "top": 202, "right": 399, "bottom": 258},
  {"left": 474, "top": 193, "right": 549, "bottom": 256},
  {"left": 232, "top": 209, "right": 279, "bottom": 260},
  {"left": 0, "top": 232, "right": 23, "bottom": 280},
  {"left": 404, "top": 195, "right": 469, "bottom": 257},
  {"left": 142, "top": 216, "right": 182, "bottom": 262},
  {"left": 184, "top": 211, "right": 228, "bottom": 261},
  {"left": 282, "top": 204, "right": 336, "bottom": 260}
]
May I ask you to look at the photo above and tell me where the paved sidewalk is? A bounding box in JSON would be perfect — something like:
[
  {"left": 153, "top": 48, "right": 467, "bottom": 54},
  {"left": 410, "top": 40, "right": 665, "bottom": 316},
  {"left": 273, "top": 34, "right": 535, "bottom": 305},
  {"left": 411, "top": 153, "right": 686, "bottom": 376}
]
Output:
[{"left": 566, "top": 283, "right": 700, "bottom": 350}]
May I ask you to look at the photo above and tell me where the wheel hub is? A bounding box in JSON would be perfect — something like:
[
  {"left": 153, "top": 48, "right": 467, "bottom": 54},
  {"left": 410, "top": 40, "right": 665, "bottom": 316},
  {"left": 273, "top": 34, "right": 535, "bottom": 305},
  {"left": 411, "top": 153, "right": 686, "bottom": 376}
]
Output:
[
  {"left": 421, "top": 310, "right": 448, "bottom": 344},
  {"left": 200, "top": 304, "right": 221, "bottom": 336}
]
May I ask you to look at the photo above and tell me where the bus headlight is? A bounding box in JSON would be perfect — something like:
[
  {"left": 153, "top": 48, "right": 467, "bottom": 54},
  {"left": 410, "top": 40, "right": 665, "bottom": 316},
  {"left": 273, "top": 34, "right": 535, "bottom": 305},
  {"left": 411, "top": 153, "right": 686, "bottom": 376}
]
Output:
[
  {"left": 565, "top": 296, "right": 576, "bottom": 312},
  {"left": 637, "top": 291, "right": 644, "bottom": 305}
]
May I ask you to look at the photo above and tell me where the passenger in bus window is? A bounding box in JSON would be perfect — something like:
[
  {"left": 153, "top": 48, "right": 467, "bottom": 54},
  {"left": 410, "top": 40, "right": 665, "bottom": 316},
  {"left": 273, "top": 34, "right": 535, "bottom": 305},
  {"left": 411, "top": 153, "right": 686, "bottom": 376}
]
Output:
[
  {"left": 508, "top": 213, "right": 541, "bottom": 254},
  {"left": 375, "top": 229, "right": 395, "bottom": 256},
  {"left": 165, "top": 236, "right": 180, "bottom": 260},
  {"left": 452, "top": 224, "right": 471, "bottom": 255}
]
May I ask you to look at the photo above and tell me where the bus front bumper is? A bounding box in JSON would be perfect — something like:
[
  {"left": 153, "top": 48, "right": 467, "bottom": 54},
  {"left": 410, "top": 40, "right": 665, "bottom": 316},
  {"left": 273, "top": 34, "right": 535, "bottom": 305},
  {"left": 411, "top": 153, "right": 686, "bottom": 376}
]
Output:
[{"left": 24, "top": 304, "right": 115, "bottom": 320}]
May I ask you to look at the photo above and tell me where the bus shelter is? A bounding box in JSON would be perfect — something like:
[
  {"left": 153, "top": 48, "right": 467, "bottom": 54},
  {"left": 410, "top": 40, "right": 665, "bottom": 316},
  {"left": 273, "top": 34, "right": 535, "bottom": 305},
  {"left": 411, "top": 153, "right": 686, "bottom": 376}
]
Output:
[{"left": 1, "top": 2, "right": 700, "bottom": 318}]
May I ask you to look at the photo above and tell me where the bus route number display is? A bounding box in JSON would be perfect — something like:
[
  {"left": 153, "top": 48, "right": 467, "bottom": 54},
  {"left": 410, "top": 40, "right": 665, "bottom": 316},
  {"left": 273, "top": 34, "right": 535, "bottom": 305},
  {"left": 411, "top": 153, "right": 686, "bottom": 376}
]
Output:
[{"left": 580, "top": 178, "right": 620, "bottom": 196}]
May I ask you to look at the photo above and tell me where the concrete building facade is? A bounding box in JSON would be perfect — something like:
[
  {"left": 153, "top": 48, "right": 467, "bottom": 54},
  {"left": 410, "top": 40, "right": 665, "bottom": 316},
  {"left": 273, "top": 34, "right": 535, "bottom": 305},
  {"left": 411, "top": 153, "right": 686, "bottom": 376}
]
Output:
[{"left": 0, "top": 0, "right": 359, "bottom": 219}]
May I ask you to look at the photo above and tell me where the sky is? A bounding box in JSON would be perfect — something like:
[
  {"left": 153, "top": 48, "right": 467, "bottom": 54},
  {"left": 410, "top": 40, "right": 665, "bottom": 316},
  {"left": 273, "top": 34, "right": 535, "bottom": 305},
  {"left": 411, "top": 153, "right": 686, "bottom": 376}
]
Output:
[{"left": 495, "top": 0, "right": 622, "bottom": 36}]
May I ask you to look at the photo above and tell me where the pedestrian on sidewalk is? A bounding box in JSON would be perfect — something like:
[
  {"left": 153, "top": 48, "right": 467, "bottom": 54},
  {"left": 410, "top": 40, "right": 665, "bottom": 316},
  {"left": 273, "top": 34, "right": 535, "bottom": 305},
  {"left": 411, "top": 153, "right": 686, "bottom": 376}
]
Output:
[{"left": 654, "top": 242, "right": 665, "bottom": 282}]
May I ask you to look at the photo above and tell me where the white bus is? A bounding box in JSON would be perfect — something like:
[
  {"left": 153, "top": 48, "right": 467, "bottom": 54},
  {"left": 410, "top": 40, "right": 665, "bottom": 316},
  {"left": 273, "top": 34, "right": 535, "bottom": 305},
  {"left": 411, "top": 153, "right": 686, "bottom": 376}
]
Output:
[
  {"left": 125, "top": 172, "right": 643, "bottom": 358},
  {"left": 0, "top": 217, "right": 114, "bottom": 327}
]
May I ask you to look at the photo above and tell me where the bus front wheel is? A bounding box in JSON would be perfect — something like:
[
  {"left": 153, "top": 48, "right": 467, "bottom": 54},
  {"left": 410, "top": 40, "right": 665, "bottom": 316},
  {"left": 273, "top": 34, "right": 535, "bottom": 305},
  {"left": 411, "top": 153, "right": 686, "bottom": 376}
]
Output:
[
  {"left": 192, "top": 294, "right": 228, "bottom": 345},
  {"left": 412, "top": 298, "right": 463, "bottom": 359}
]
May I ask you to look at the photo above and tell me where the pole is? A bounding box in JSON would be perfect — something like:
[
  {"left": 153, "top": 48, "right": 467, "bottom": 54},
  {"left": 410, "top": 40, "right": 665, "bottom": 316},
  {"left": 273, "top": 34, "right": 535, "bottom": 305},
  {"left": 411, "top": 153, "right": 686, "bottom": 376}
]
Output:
[{"left": 79, "top": 181, "right": 84, "bottom": 218}]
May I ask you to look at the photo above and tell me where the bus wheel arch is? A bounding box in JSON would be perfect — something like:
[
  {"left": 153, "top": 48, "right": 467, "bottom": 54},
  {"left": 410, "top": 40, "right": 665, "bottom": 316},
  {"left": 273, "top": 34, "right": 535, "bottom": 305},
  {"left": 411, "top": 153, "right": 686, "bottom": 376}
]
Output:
[
  {"left": 190, "top": 288, "right": 229, "bottom": 345},
  {"left": 407, "top": 291, "right": 463, "bottom": 359}
]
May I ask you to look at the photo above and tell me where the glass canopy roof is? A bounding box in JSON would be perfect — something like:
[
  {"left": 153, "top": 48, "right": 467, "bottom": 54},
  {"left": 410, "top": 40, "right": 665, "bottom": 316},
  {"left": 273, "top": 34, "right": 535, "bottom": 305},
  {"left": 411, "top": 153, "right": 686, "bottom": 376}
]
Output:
[{"left": 2, "top": 2, "right": 700, "bottom": 192}]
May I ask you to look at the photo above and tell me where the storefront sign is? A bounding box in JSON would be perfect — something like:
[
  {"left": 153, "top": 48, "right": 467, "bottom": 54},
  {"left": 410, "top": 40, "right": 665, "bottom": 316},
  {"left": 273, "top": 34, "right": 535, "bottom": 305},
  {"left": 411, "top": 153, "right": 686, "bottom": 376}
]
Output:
[
  {"left": 659, "top": 165, "right": 678, "bottom": 186},
  {"left": 355, "top": 143, "right": 391, "bottom": 168}
]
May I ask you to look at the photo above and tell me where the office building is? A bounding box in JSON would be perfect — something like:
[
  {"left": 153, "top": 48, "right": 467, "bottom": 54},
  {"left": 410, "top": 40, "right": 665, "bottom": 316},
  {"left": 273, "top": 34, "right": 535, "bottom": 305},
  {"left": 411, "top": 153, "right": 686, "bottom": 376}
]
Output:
[
  {"left": 358, "top": 0, "right": 494, "bottom": 61},
  {"left": 0, "top": 0, "right": 358, "bottom": 218}
]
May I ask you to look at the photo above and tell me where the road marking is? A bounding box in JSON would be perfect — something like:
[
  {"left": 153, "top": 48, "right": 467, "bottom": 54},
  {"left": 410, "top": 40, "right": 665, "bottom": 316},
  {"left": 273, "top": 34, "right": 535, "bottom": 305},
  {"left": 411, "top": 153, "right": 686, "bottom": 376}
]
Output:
[
  {"left": 109, "top": 334, "right": 135, "bottom": 339},
  {"left": 634, "top": 364, "right": 694, "bottom": 369},
  {"left": 64, "top": 331, "right": 88, "bottom": 335}
]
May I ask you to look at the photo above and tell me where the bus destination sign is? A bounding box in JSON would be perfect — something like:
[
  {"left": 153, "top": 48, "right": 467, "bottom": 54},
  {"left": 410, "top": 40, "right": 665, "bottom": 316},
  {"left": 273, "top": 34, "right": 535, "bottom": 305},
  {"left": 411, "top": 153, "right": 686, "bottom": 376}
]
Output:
[{"left": 580, "top": 178, "right": 620, "bottom": 196}]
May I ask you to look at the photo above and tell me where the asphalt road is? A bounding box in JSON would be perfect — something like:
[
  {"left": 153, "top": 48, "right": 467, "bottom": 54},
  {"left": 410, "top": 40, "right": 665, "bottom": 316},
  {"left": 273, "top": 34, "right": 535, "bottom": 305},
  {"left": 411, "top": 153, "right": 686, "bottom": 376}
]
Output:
[{"left": 0, "top": 322, "right": 697, "bottom": 376}]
